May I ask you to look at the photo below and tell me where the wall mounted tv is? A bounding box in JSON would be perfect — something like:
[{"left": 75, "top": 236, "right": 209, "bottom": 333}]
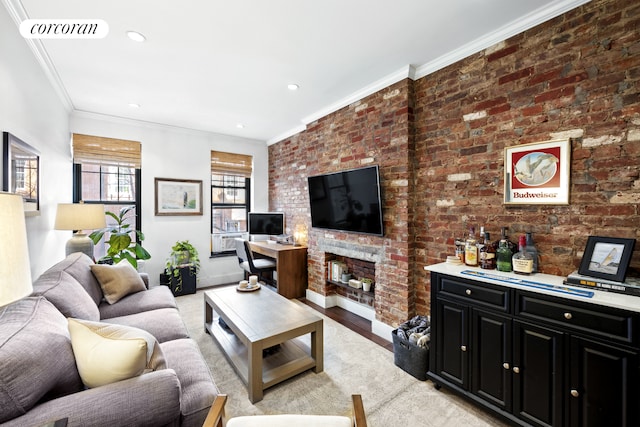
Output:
[
  {"left": 307, "top": 165, "right": 384, "bottom": 236},
  {"left": 248, "top": 212, "right": 284, "bottom": 236}
]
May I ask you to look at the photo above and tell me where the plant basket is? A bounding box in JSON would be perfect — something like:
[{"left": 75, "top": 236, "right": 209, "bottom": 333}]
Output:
[{"left": 160, "top": 265, "right": 196, "bottom": 297}]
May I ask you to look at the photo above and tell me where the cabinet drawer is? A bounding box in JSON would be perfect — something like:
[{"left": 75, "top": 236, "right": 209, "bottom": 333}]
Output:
[
  {"left": 437, "top": 276, "right": 509, "bottom": 311},
  {"left": 516, "top": 291, "right": 638, "bottom": 347}
]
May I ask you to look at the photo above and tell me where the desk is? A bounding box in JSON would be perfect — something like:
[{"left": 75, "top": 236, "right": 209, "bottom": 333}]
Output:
[{"left": 249, "top": 241, "right": 307, "bottom": 298}]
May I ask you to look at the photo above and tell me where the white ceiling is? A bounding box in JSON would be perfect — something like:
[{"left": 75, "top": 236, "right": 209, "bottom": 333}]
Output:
[{"left": 5, "top": 0, "right": 589, "bottom": 144}]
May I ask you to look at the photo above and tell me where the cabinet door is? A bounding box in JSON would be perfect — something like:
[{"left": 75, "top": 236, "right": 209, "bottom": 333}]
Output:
[
  {"left": 435, "top": 299, "right": 469, "bottom": 389},
  {"left": 569, "top": 337, "right": 640, "bottom": 427},
  {"left": 471, "top": 309, "right": 512, "bottom": 411},
  {"left": 513, "top": 321, "right": 564, "bottom": 427}
]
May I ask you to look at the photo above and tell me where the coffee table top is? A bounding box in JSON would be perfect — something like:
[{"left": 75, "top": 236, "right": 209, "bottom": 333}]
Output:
[{"left": 204, "top": 286, "right": 322, "bottom": 343}]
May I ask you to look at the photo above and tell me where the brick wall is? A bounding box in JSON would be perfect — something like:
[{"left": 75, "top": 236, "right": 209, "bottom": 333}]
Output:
[{"left": 269, "top": 0, "right": 640, "bottom": 326}]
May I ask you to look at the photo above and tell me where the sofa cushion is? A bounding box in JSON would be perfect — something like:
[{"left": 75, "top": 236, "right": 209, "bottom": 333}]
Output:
[
  {"left": 45, "top": 252, "right": 104, "bottom": 306},
  {"left": 31, "top": 269, "right": 100, "bottom": 321},
  {"left": 102, "top": 307, "right": 190, "bottom": 343},
  {"left": 68, "top": 318, "right": 167, "bottom": 388},
  {"left": 99, "top": 285, "right": 177, "bottom": 319},
  {"left": 160, "top": 338, "right": 218, "bottom": 426},
  {"left": 90, "top": 262, "right": 146, "bottom": 304},
  {"left": 0, "top": 297, "right": 83, "bottom": 423}
]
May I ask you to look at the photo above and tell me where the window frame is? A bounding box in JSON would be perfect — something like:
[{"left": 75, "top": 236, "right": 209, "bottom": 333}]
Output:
[{"left": 210, "top": 174, "right": 251, "bottom": 257}]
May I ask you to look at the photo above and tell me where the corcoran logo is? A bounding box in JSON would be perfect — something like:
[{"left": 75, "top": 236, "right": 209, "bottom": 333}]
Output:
[{"left": 19, "top": 19, "right": 108, "bottom": 39}]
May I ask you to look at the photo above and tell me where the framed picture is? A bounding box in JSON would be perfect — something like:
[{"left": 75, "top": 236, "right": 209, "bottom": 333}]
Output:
[
  {"left": 154, "top": 178, "right": 203, "bottom": 216},
  {"left": 578, "top": 236, "right": 636, "bottom": 283},
  {"left": 504, "top": 138, "right": 570, "bottom": 205},
  {"left": 2, "top": 132, "right": 40, "bottom": 216}
]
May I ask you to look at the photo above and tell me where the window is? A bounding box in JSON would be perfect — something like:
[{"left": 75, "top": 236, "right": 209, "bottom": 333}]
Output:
[
  {"left": 72, "top": 134, "right": 142, "bottom": 260},
  {"left": 211, "top": 151, "right": 252, "bottom": 256}
]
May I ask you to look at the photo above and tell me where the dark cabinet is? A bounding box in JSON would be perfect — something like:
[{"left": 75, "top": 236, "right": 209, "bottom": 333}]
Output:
[
  {"left": 428, "top": 270, "right": 640, "bottom": 427},
  {"left": 569, "top": 337, "right": 639, "bottom": 427},
  {"left": 471, "top": 309, "right": 512, "bottom": 412},
  {"left": 512, "top": 320, "right": 564, "bottom": 427},
  {"left": 435, "top": 299, "right": 468, "bottom": 389}
]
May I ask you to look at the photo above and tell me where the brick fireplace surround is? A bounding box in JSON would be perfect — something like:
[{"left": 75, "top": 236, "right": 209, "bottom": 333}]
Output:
[{"left": 268, "top": 0, "right": 640, "bottom": 339}]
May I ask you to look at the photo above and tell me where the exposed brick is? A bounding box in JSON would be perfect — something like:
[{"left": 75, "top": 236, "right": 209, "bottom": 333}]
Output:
[
  {"left": 498, "top": 67, "right": 534, "bottom": 85},
  {"left": 269, "top": 0, "right": 640, "bottom": 326}
]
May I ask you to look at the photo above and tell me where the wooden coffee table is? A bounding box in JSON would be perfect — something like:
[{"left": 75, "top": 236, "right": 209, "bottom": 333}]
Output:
[{"left": 204, "top": 286, "right": 323, "bottom": 403}]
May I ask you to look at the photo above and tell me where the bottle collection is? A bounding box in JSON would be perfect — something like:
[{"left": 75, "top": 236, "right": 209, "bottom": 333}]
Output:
[{"left": 455, "top": 226, "right": 538, "bottom": 275}]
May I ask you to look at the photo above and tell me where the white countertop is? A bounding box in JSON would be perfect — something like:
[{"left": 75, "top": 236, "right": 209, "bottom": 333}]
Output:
[{"left": 425, "top": 262, "right": 640, "bottom": 313}]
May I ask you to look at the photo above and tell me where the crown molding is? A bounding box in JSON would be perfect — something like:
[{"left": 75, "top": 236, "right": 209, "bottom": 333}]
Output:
[
  {"left": 301, "top": 64, "right": 416, "bottom": 127},
  {"left": 414, "top": 0, "right": 591, "bottom": 79},
  {"left": 71, "top": 110, "right": 266, "bottom": 144},
  {"left": 268, "top": 65, "right": 415, "bottom": 145},
  {"left": 271, "top": 0, "right": 590, "bottom": 144},
  {"left": 267, "top": 124, "right": 307, "bottom": 146},
  {"left": 2, "top": 0, "right": 74, "bottom": 112}
]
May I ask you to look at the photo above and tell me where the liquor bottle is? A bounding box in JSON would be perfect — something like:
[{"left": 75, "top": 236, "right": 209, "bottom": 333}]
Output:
[
  {"left": 464, "top": 227, "right": 478, "bottom": 267},
  {"left": 512, "top": 235, "right": 534, "bottom": 275},
  {"left": 496, "top": 238, "right": 513, "bottom": 272},
  {"left": 480, "top": 232, "right": 496, "bottom": 270},
  {"left": 495, "top": 227, "right": 517, "bottom": 253},
  {"left": 454, "top": 231, "right": 466, "bottom": 264},
  {"left": 477, "top": 226, "right": 485, "bottom": 255},
  {"left": 525, "top": 232, "right": 539, "bottom": 273}
]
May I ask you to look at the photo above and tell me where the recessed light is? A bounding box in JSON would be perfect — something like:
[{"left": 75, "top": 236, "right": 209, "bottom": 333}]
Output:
[
  {"left": 236, "top": 123, "right": 245, "bottom": 129},
  {"left": 128, "top": 103, "right": 140, "bottom": 108},
  {"left": 126, "top": 31, "right": 146, "bottom": 42},
  {"left": 287, "top": 84, "right": 299, "bottom": 91}
]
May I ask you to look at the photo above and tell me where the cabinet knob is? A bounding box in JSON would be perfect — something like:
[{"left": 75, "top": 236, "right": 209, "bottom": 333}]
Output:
[
  {"left": 503, "top": 362, "right": 510, "bottom": 370},
  {"left": 512, "top": 367, "right": 520, "bottom": 374},
  {"left": 571, "top": 389, "right": 579, "bottom": 398},
  {"left": 564, "top": 312, "right": 573, "bottom": 320},
  {"left": 461, "top": 345, "right": 467, "bottom": 352},
  {"left": 465, "top": 289, "right": 472, "bottom": 295}
]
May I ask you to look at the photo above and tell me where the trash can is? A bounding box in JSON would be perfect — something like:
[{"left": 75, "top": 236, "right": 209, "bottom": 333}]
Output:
[{"left": 392, "top": 315, "right": 430, "bottom": 380}]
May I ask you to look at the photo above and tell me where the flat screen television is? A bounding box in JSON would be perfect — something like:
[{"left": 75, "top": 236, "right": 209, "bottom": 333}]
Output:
[
  {"left": 307, "top": 165, "right": 384, "bottom": 236},
  {"left": 248, "top": 212, "right": 284, "bottom": 236}
]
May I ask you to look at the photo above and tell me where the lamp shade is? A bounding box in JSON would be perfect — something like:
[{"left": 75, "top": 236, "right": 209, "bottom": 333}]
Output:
[
  {"left": 54, "top": 203, "right": 106, "bottom": 231},
  {"left": 0, "top": 193, "right": 33, "bottom": 307}
]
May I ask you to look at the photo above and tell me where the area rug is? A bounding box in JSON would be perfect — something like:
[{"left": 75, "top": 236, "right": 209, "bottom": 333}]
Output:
[{"left": 175, "top": 288, "right": 507, "bottom": 426}]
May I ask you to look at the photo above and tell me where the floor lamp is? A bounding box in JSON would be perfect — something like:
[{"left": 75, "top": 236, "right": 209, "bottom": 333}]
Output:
[
  {"left": 54, "top": 203, "right": 106, "bottom": 259},
  {"left": 0, "top": 193, "right": 33, "bottom": 307}
]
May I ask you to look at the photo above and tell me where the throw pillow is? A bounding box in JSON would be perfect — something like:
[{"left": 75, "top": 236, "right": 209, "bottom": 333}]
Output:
[
  {"left": 68, "top": 318, "right": 166, "bottom": 388},
  {"left": 0, "top": 297, "right": 83, "bottom": 423},
  {"left": 90, "top": 262, "right": 146, "bottom": 304}
]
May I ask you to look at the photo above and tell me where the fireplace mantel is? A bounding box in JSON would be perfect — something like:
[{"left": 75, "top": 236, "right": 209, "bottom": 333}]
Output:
[{"left": 316, "top": 238, "right": 384, "bottom": 263}]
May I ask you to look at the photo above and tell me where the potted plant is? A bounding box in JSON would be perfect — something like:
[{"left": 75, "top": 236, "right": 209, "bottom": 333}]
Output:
[
  {"left": 161, "top": 240, "right": 200, "bottom": 296},
  {"left": 89, "top": 206, "right": 151, "bottom": 269}
]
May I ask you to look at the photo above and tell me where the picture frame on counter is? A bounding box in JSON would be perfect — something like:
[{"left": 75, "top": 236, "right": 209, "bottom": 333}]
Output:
[{"left": 578, "top": 236, "right": 636, "bottom": 283}]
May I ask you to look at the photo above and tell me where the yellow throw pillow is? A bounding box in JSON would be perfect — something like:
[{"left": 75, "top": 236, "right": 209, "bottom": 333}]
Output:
[
  {"left": 68, "top": 318, "right": 166, "bottom": 388},
  {"left": 90, "top": 262, "right": 146, "bottom": 304}
]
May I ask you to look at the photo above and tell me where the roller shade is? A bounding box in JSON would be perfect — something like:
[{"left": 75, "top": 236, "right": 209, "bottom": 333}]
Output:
[
  {"left": 73, "top": 134, "right": 141, "bottom": 168},
  {"left": 211, "top": 151, "right": 252, "bottom": 177}
]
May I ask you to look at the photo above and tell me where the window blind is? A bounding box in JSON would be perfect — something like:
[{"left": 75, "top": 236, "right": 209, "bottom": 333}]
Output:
[
  {"left": 211, "top": 151, "right": 252, "bottom": 177},
  {"left": 72, "top": 134, "right": 141, "bottom": 168}
]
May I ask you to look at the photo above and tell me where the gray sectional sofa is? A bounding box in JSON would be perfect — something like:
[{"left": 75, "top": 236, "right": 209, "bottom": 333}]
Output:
[{"left": 0, "top": 253, "right": 218, "bottom": 427}]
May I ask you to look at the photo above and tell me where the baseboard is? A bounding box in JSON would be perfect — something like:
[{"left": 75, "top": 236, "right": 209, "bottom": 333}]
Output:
[{"left": 305, "top": 289, "right": 391, "bottom": 343}]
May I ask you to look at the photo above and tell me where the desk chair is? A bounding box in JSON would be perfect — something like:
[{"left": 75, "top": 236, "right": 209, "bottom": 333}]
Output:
[
  {"left": 203, "top": 394, "right": 367, "bottom": 427},
  {"left": 234, "top": 238, "right": 277, "bottom": 285}
]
